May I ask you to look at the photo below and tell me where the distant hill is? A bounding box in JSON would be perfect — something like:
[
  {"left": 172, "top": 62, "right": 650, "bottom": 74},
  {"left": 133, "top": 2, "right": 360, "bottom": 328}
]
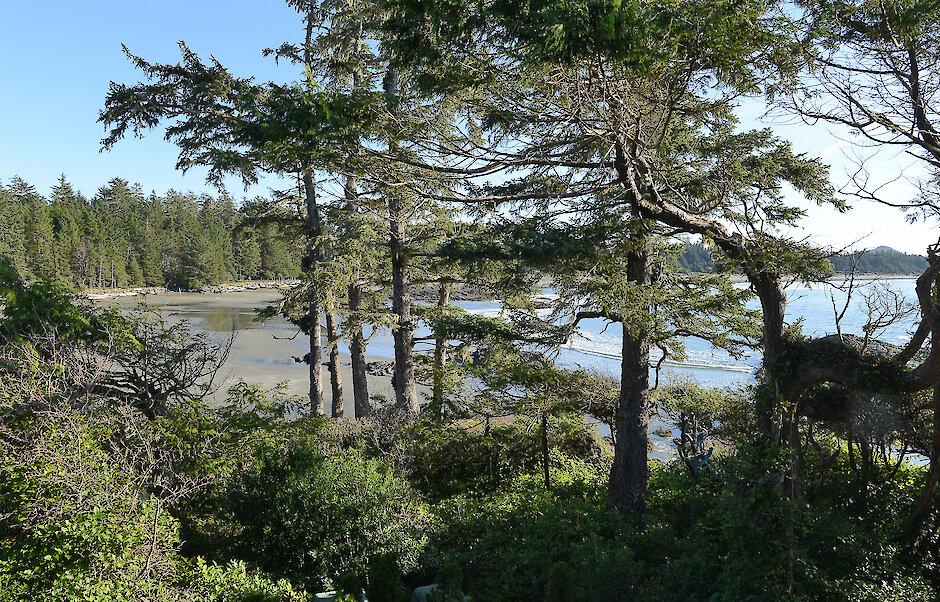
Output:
[
  {"left": 676, "top": 243, "right": 927, "bottom": 275},
  {"left": 829, "top": 248, "right": 927, "bottom": 275}
]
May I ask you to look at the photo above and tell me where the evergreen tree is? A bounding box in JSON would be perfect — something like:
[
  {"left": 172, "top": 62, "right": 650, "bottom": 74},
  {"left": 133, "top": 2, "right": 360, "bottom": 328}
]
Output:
[
  {"left": 382, "top": 0, "right": 834, "bottom": 517},
  {"left": 7, "top": 177, "right": 54, "bottom": 281},
  {"left": 99, "top": 0, "right": 396, "bottom": 415},
  {"left": 49, "top": 175, "right": 82, "bottom": 286},
  {"left": 0, "top": 182, "right": 28, "bottom": 278}
]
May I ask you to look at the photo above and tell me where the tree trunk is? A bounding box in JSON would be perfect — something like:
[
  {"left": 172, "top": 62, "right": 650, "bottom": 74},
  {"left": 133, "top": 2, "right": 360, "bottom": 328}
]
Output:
[
  {"left": 303, "top": 168, "right": 324, "bottom": 415},
  {"left": 431, "top": 281, "right": 449, "bottom": 414},
  {"left": 326, "top": 301, "right": 344, "bottom": 418},
  {"left": 389, "top": 193, "right": 418, "bottom": 414},
  {"left": 912, "top": 268, "right": 940, "bottom": 523},
  {"left": 348, "top": 282, "right": 371, "bottom": 418},
  {"left": 343, "top": 174, "right": 371, "bottom": 418},
  {"left": 749, "top": 270, "right": 788, "bottom": 440},
  {"left": 607, "top": 225, "right": 651, "bottom": 515},
  {"left": 542, "top": 411, "right": 551, "bottom": 490},
  {"left": 385, "top": 66, "right": 419, "bottom": 415}
]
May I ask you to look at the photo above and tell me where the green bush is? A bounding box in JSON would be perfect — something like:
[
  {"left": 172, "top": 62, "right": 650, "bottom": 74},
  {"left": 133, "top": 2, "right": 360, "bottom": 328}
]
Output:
[
  {"left": 423, "top": 444, "right": 938, "bottom": 601},
  {"left": 403, "top": 413, "right": 607, "bottom": 500},
  {"left": 365, "top": 554, "right": 407, "bottom": 602},
  {"left": 227, "top": 443, "right": 430, "bottom": 592},
  {"left": 0, "top": 418, "right": 182, "bottom": 601},
  {"left": 181, "top": 558, "right": 311, "bottom": 601},
  {"left": 0, "top": 414, "right": 309, "bottom": 602},
  {"left": 427, "top": 457, "right": 625, "bottom": 601}
]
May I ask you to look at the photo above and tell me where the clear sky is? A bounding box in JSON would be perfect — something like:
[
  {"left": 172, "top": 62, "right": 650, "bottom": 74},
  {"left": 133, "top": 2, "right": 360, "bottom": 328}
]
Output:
[
  {"left": 0, "top": 0, "right": 299, "bottom": 198},
  {"left": 1, "top": 1, "right": 936, "bottom": 254}
]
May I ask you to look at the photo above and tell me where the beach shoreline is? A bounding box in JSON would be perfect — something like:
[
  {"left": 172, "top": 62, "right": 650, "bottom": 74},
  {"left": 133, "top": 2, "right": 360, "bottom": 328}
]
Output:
[
  {"left": 92, "top": 289, "right": 428, "bottom": 416},
  {"left": 79, "top": 279, "right": 498, "bottom": 303}
]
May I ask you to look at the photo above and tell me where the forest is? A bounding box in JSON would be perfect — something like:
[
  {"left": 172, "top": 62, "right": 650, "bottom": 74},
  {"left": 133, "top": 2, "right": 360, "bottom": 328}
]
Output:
[
  {"left": 2, "top": 0, "right": 940, "bottom": 600},
  {"left": 0, "top": 174, "right": 926, "bottom": 296},
  {"left": 0, "top": 176, "right": 301, "bottom": 290}
]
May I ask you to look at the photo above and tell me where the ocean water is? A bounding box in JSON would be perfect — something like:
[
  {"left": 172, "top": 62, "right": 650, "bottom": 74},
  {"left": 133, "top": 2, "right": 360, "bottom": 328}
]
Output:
[{"left": 359, "top": 278, "right": 921, "bottom": 390}]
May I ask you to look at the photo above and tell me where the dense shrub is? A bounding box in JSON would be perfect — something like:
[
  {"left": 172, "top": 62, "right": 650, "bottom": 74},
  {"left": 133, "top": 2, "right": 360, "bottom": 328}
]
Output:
[
  {"left": 0, "top": 415, "right": 308, "bottom": 602},
  {"left": 403, "top": 413, "right": 608, "bottom": 500},
  {"left": 423, "top": 447, "right": 937, "bottom": 601},
  {"left": 225, "top": 442, "right": 430, "bottom": 592},
  {"left": 181, "top": 559, "right": 311, "bottom": 602},
  {"left": 0, "top": 419, "right": 182, "bottom": 600},
  {"left": 425, "top": 454, "right": 633, "bottom": 600}
]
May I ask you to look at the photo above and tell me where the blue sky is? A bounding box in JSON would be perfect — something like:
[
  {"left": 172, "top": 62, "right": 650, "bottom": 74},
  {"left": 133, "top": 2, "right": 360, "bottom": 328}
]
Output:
[
  {"left": 0, "top": 0, "right": 298, "bottom": 198},
  {"left": 1, "top": 1, "right": 936, "bottom": 254}
]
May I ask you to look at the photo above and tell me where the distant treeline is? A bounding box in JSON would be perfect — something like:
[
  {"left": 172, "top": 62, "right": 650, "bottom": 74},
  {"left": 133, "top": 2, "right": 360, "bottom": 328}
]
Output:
[
  {"left": 0, "top": 176, "right": 301, "bottom": 290},
  {"left": 677, "top": 242, "right": 928, "bottom": 275}
]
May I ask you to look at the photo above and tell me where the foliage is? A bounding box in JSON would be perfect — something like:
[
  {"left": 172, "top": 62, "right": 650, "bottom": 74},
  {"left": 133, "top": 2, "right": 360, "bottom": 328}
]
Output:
[
  {"left": 403, "top": 413, "right": 607, "bottom": 501},
  {"left": 0, "top": 416, "right": 182, "bottom": 601},
  {"left": 0, "top": 271, "right": 313, "bottom": 601},
  {"left": 0, "top": 175, "right": 301, "bottom": 291},
  {"left": 222, "top": 441, "right": 430, "bottom": 592},
  {"left": 365, "top": 554, "right": 407, "bottom": 602},
  {"left": 0, "top": 399, "right": 308, "bottom": 601},
  {"left": 427, "top": 458, "right": 636, "bottom": 601},
  {"left": 0, "top": 272, "right": 936, "bottom": 600},
  {"left": 0, "top": 257, "right": 130, "bottom": 348},
  {"left": 423, "top": 444, "right": 937, "bottom": 600},
  {"left": 653, "top": 380, "right": 755, "bottom": 446},
  {"left": 181, "top": 558, "right": 312, "bottom": 601}
]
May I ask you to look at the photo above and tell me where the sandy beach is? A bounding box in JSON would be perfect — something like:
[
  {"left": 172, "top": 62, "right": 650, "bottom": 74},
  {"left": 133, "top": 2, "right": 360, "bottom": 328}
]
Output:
[{"left": 94, "top": 289, "right": 426, "bottom": 415}]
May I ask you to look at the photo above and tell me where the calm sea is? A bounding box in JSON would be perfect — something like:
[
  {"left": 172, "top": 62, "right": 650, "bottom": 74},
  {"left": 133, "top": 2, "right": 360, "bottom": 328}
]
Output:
[{"left": 369, "top": 278, "right": 922, "bottom": 389}]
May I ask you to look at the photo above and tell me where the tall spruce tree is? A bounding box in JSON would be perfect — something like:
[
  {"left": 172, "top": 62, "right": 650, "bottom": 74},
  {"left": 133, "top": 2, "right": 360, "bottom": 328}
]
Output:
[
  {"left": 100, "top": 1, "right": 383, "bottom": 413},
  {"left": 100, "top": 0, "right": 466, "bottom": 417}
]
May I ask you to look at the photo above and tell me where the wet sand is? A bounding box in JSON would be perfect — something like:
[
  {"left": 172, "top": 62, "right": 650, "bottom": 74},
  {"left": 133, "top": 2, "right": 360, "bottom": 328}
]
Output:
[{"left": 94, "top": 290, "right": 422, "bottom": 414}]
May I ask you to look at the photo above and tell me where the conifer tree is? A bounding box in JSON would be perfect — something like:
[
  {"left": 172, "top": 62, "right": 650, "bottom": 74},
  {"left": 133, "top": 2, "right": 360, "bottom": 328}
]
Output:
[
  {"left": 382, "top": 0, "right": 838, "bottom": 517},
  {"left": 49, "top": 176, "right": 80, "bottom": 286},
  {"left": 0, "top": 182, "right": 28, "bottom": 278},
  {"left": 14, "top": 179, "right": 56, "bottom": 282}
]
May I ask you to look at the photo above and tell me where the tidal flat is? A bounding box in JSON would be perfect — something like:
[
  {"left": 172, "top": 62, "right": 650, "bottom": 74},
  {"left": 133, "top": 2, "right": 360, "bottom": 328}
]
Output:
[{"left": 93, "top": 290, "right": 403, "bottom": 414}]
